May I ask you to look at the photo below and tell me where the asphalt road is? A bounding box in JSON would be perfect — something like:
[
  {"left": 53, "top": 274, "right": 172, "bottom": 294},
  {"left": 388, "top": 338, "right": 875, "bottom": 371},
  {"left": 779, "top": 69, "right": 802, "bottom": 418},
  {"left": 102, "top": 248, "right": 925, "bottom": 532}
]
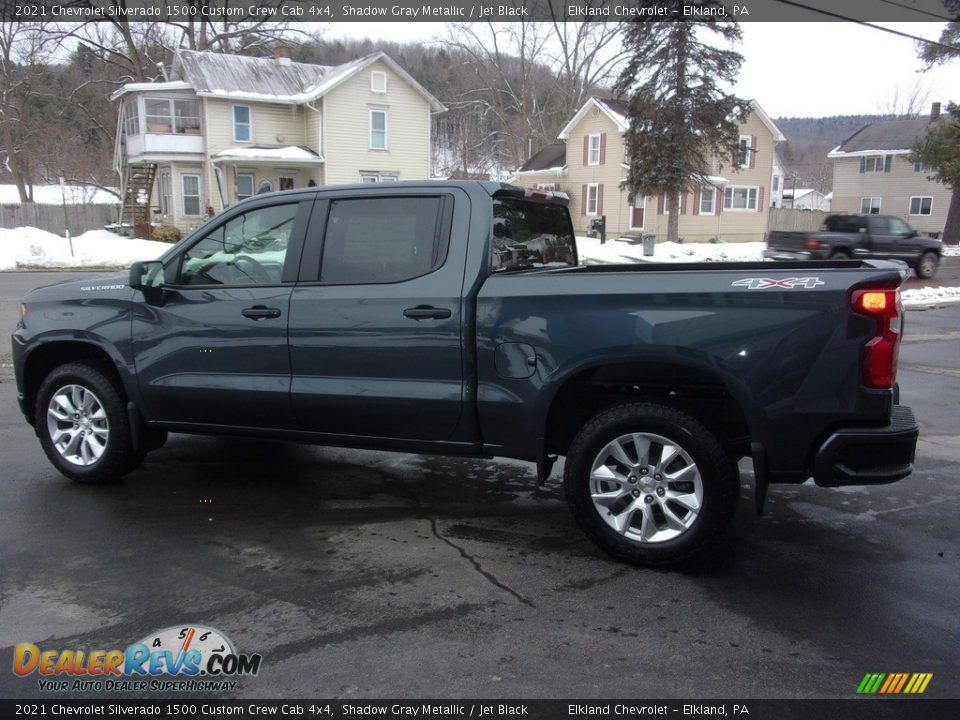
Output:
[{"left": 0, "top": 270, "right": 958, "bottom": 700}]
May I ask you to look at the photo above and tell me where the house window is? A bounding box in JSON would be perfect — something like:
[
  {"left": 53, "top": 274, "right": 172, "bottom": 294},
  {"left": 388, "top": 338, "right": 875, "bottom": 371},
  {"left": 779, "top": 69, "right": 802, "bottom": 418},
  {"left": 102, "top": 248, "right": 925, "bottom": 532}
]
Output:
[
  {"left": 369, "top": 109, "right": 388, "bottom": 150},
  {"left": 181, "top": 174, "right": 201, "bottom": 216},
  {"left": 738, "top": 135, "right": 752, "bottom": 168},
  {"left": 173, "top": 99, "right": 200, "bottom": 134},
  {"left": 860, "top": 197, "right": 882, "bottom": 214},
  {"left": 724, "top": 186, "right": 759, "bottom": 211},
  {"left": 233, "top": 105, "right": 252, "bottom": 142},
  {"left": 143, "top": 98, "right": 199, "bottom": 134},
  {"left": 772, "top": 176, "right": 779, "bottom": 191},
  {"left": 159, "top": 171, "right": 171, "bottom": 215},
  {"left": 236, "top": 173, "right": 254, "bottom": 201},
  {"left": 370, "top": 71, "right": 387, "bottom": 93},
  {"left": 699, "top": 187, "right": 716, "bottom": 214},
  {"left": 662, "top": 194, "right": 671, "bottom": 214},
  {"left": 861, "top": 155, "right": 886, "bottom": 172},
  {"left": 909, "top": 196, "right": 933, "bottom": 216},
  {"left": 123, "top": 99, "right": 140, "bottom": 136},
  {"left": 279, "top": 176, "right": 295, "bottom": 191},
  {"left": 588, "top": 134, "right": 601, "bottom": 165},
  {"left": 914, "top": 161, "right": 930, "bottom": 173},
  {"left": 534, "top": 183, "right": 556, "bottom": 191},
  {"left": 586, "top": 183, "right": 599, "bottom": 215},
  {"left": 359, "top": 172, "right": 399, "bottom": 183}
]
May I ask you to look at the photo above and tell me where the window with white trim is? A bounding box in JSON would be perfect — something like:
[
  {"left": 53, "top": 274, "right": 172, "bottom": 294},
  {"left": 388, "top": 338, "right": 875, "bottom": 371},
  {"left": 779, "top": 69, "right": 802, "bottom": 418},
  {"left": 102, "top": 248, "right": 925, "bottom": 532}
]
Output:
[
  {"left": 369, "top": 109, "right": 388, "bottom": 150},
  {"left": 181, "top": 174, "right": 201, "bottom": 216},
  {"left": 233, "top": 105, "right": 252, "bottom": 142},
  {"left": 159, "top": 171, "right": 171, "bottom": 215},
  {"left": 123, "top": 99, "right": 140, "bottom": 136},
  {"left": 908, "top": 196, "right": 933, "bottom": 216},
  {"left": 359, "top": 172, "right": 398, "bottom": 183},
  {"left": 724, "top": 185, "right": 758, "bottom": 211},
  {"left": 914, "top": 161, "right": 930, "bottom": 173},
  {"left": 586, "top": 183, "right": 599, "bottom": 215},
  {"left": 236, "top": 173, "right": 254, "bottom": 201},
  {"left": 738, "top": 135, "right": 752, "bottom": 168},
  {"left": 772, "top": 175, "right": 779, "bottom": 191},
  {"left": 860, "top": 197, "right": 882, "bottom": 214},
  {"left": 862, "top": 155, "right": 884, "bottom": 172},
  {"left": 699, "top": 187, "right": 716, "bottom": 214},
  {"left": 534, "top": 183, "right": 556, "bottom": 191},
  {"left": 370, "top": 71, "right": 387, "bottom": 93},
  {"left": 143, "top": 98, "right": 199, "bottom": 134},
  {"left": 662, "top": 194, "right": 671, "bottom": 214},
  {"left": 588, "top": 134, "right": 601, "bottom": 165}
]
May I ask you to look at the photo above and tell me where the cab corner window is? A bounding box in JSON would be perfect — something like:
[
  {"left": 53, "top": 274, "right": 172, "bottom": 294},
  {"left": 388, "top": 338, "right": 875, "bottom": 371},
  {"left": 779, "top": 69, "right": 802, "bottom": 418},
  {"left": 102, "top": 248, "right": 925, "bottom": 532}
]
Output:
[
  {"left": 491, "top": 198, "right": 577, "bottom": 272},
  {"left": 178, "top": 203, "right": 297, "bottom": 286},
  {"left": 319, "top": 197, "right": 448, "bottom": 284}
]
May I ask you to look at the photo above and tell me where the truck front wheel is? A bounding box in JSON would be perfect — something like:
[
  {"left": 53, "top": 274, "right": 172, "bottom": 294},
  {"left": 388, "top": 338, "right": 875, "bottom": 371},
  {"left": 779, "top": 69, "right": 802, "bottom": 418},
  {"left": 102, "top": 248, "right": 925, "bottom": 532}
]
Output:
[
  {"left": 564, "top": 403, "right": 739, "bottom": 566},
  {"left": 35, "top": 362, "right": 143, "bottom": 484}
]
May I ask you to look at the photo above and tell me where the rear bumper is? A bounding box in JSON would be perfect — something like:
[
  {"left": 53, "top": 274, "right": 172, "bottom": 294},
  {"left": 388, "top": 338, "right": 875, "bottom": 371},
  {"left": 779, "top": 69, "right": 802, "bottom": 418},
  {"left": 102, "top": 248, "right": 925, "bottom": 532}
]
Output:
[
  {"left": 813, "top": 406, "right": 919, "bottom": 487},
  {"left": 763, "top": 249, "right": 812, "bottom": 261}
]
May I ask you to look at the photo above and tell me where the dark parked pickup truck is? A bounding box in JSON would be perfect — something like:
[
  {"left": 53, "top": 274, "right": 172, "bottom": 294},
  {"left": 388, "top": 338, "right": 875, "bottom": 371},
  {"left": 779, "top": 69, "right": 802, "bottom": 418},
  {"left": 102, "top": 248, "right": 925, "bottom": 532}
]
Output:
[
  {"left": 12, "top": 182, "right": 919, "bottom": 565},
  {"left": 765, "top": 214, "right": 943, "bottom": 278}
]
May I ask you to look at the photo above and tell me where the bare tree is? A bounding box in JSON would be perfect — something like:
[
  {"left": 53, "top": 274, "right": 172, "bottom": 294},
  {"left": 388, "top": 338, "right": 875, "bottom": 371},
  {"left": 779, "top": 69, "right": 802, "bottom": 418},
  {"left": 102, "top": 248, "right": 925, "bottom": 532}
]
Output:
[
  {"left": 874, "top": 78, "right": 935, "bottom": 119},
  {"left": 0, "top": 22, "right": 59, "bottom": 203},
  {"left": 545, "top": 18, "right": 631, "bottom": 109}
]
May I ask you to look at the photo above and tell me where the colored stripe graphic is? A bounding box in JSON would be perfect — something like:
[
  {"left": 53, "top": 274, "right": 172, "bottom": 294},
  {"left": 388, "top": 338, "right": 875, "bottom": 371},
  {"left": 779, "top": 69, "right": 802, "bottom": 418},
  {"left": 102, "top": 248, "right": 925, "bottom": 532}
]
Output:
[{"left": 857, "top": 672, "right": 932, "bottom": 694}]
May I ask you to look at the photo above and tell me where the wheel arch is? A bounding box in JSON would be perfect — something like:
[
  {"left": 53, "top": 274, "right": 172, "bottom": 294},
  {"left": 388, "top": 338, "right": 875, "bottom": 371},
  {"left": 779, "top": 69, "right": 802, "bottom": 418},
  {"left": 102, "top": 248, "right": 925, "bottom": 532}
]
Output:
[
  {"left": 539, "top": 354, "right": 763, "bottom": 459},
  {"left": 21, "top": 337, "right": 132, "bottom": 425}
]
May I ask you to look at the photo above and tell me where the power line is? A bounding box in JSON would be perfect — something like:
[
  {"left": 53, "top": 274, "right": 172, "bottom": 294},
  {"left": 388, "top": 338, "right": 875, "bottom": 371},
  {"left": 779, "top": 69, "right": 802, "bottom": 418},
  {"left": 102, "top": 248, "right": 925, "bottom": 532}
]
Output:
[
  {"left": 872, "top": 0, "right": 955, "bottom": 21},
  {"left": 775, "top": 0, "right": 960, "bottom": 54}
]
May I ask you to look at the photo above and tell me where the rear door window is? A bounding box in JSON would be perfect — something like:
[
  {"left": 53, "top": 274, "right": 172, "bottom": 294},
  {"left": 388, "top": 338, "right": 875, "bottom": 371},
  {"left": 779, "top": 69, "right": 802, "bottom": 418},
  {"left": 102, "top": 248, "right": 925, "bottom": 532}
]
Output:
[
  {"left": 491, "top": 198, "right": 577, "bottom": 271},
  {"left": 319, "top": 197, "right": 448, "bottom": 284}
]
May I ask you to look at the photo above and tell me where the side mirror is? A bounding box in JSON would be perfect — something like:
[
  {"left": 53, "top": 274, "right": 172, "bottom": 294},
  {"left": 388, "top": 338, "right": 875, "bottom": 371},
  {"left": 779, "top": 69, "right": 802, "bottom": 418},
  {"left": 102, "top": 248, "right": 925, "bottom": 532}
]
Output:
[
  {"left": 129, "top": 260, "right": 165, "bottom": 291},
  {"left": 908, "top": 230, "right": 918, "bottom": 238}
]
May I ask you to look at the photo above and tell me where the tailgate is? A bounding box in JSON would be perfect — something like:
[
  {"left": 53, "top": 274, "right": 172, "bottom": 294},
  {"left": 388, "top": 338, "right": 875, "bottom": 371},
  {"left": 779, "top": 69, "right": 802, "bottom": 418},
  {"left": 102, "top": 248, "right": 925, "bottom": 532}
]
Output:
[{"left": 767, "top": 230, "right": 812, "bottom": 251}]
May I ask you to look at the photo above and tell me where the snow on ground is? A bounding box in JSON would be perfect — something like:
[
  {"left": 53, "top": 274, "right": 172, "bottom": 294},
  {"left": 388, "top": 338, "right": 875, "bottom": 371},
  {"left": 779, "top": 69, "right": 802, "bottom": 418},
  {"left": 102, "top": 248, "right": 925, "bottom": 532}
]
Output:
[
  {"left": 0, "top": 227, "right": 169, "bottom": 271},
  {"left": 943, "top": 244, "right": 960, "bottom": 257},
  {"left": 577, "top": 235, "right": 765, "bottom": 265},
  {"left": 901, "top": 285, "right": 960, "bottom": 307}
]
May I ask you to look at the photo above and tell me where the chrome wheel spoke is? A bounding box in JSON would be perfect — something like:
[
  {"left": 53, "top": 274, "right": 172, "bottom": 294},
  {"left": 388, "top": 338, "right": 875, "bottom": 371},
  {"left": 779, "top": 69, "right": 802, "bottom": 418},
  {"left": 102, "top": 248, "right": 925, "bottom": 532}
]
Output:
[
  {"left": 639, "top": 505, "right": 658, "bottom": 542},
  {"left": 666, "top": 490, "right": 700, "bottom": 513},
  {"left": 661, "top": 502, "right": 692, "bottom": 532},
  {"left": 611, "top": 502, "right": 640, "bottom": 535},
  {"left": 631, "top": 434, "right": 651, "bottom": 466},
  {"left": 591, "top": 487, "right": 629, "bottom": 508}
]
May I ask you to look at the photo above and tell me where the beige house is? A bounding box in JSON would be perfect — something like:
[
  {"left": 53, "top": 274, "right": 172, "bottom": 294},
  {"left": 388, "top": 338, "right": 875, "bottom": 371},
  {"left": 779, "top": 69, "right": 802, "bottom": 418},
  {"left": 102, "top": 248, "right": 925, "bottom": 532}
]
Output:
[
  {"left": 513, "top": 96, "right": 784, "bottom": 242},
  {"left": 111, "top": 49, "right": 445, "bottom": 234},
  {"left": 828, "top": 108, "right": 951, "bottom": 237}
]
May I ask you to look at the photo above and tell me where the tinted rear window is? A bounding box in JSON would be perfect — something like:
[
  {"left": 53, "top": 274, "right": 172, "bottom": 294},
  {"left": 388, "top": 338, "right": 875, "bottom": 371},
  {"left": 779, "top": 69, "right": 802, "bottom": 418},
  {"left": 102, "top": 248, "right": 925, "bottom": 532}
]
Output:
[
  {"left": 491, "top": 198, "right": 577, "bottom": 271},
  {"left": 824, "top": 215, "right": 866, "bottom": 233}
]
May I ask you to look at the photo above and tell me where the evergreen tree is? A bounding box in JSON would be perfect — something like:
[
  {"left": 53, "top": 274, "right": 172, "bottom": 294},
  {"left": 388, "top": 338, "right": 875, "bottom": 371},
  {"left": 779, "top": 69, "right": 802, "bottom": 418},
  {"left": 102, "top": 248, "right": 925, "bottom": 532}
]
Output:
[
  {"left": 615, "top": 7, "right": 749, "bottom": 242},
  {"left": 911, "top": 103, "right": 960, "bottom": 244}
]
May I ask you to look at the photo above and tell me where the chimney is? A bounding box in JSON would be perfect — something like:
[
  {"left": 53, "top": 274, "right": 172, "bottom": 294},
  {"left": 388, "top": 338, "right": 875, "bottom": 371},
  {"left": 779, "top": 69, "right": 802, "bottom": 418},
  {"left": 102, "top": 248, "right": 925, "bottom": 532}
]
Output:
[
  {"left": 931, "top": 102, "right": 941, "bottom": 120},
  {"left": 275, "top": 46, "right": 291, "bottom": 65}
]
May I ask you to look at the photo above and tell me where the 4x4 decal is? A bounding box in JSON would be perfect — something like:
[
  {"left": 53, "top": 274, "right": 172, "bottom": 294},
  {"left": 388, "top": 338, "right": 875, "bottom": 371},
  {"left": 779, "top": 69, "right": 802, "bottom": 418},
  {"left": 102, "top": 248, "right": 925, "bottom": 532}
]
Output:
[{"left": 731, "top": 277, "right": 825, "bottom": 289}]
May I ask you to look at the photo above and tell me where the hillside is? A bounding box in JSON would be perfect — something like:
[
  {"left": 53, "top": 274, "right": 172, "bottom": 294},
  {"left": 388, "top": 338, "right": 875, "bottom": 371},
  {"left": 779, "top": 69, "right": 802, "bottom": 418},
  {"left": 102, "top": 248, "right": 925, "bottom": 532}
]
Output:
[{"left": 773, "top": 115, "right": 889, "bottom": 193}]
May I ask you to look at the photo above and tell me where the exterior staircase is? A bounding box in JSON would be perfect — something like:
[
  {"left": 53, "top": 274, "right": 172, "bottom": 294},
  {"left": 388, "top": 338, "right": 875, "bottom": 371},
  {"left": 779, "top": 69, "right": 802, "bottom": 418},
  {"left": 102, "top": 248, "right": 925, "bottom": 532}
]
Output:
[{"left": 119, "top": 163, "right": 157, "bottom": 229}]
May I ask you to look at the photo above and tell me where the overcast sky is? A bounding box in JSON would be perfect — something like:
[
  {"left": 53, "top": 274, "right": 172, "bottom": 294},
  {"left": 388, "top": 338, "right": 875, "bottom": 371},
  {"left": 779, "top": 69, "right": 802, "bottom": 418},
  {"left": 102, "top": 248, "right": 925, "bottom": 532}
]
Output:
[{"left": 324, "top": 21, "right": 957, "bottom": 118}]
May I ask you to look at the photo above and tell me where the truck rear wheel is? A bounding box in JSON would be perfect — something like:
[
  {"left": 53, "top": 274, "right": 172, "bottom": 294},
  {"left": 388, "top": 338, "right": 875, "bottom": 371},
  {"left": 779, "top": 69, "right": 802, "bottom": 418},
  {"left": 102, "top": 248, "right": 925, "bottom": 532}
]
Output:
[
  {"left": 564, "top": 402, "right": 739, "bottom": 566},
  {"left": 916, "top": 252, "right": 939, "bottom": 279},
  {"left": 35, "top": 362, "right": 142, "bottom": 484}
]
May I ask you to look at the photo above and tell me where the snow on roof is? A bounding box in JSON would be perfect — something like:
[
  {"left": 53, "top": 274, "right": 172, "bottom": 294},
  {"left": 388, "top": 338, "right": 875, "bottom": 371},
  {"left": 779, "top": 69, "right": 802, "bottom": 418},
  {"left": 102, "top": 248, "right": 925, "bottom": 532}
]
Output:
[
  {"left": 558, "top": 97, "right": 630, "bottom": 140},
  {"left": 829, "top": 116, "right": 933, "bottom": 157},
  {"left": 0, "top": 184, "right": 120, "bottom": 206},
  {"left": 213, "top": 145, "right": 325, "bottom": 163}
]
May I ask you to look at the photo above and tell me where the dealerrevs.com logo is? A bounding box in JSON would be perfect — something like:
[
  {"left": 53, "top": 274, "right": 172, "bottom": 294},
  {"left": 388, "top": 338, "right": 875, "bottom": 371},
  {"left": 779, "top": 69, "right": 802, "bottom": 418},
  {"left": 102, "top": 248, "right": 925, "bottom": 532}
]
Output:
[{"left": 13, "top": 625, "right": 262, "bottom": 692}]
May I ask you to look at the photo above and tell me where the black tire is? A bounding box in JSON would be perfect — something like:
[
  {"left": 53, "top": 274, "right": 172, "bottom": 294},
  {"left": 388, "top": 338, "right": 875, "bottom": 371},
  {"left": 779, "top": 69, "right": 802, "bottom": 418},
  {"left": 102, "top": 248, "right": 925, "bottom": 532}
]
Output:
[
  {"left": 916, "top": 252, "right": 939, "bottom": 279},
  {"left": 830, "top": 249, "right": 851, "bottom": 260},
  {"left": 564, "top": 402, "right": 739, "bottom": 566},
  {"left": 35, "top": 362, "right": 142, "bottom": 484}
]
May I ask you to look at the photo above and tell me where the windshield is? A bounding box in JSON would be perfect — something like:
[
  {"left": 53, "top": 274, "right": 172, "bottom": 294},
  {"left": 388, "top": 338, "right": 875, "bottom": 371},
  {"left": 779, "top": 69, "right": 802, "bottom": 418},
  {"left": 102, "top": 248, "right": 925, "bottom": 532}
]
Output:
[{"left": 491, "top": 198, "right": 577, "bottom": 272}]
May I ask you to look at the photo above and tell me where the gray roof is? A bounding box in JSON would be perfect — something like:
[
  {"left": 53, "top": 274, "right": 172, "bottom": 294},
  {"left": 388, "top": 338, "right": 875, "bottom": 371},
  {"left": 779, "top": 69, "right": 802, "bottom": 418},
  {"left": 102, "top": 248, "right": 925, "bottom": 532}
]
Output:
[
  {"left": 173, "top": 50, "right": 354, "bottom": 99},
  {"left": 518, "top": 143, "right": 567, "bottom": 172},
  {"left": 594, "top": 97, "right": 630, "bottom": 117},
  {"left": 835, "top": 116, "right": 934, "bottom": 153}
]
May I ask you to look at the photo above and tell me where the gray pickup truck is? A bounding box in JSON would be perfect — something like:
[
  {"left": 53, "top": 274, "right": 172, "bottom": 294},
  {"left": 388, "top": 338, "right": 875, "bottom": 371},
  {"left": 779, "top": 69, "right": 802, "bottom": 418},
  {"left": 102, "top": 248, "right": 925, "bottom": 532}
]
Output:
[
  {"left": 12, "top": 182, "right": 919, "bottom": 566},
  {"left": 765, "top": 214, "right": 943, "bottom": 278}
]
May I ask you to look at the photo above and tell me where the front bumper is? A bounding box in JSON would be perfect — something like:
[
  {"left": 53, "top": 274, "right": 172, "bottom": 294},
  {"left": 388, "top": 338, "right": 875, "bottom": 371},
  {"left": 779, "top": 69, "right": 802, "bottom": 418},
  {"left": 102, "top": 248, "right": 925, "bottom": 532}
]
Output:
[{"left": 813, "top": 406, "right": 919, "bottom": 487}]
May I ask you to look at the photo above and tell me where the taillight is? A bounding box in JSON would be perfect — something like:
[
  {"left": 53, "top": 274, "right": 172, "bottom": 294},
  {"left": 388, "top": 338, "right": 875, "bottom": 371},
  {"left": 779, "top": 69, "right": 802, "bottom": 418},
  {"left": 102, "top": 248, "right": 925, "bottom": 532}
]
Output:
[
  {"left": 852, "top": 288, "right": 902, "bottom": 389},
  {"left": 804, "top": 236, "right": 822, "bottom": 250}
]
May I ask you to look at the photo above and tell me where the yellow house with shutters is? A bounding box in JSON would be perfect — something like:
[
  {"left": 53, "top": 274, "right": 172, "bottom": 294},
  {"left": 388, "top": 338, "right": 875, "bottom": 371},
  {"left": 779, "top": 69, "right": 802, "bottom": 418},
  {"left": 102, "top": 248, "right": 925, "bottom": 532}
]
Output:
[
  {"left": 513, "top": 96, "right": 784, "bottom": 242},
  {"left": 111, "top": 49, "right": 445, "bottom": 235}
]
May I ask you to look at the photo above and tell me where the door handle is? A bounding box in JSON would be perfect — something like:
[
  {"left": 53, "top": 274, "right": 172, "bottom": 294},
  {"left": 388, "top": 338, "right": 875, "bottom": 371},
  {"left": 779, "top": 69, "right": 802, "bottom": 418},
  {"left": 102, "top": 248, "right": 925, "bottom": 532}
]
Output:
[
  {"left": 403, "top": 305, "right": 452, "bottom": 320},
  {"left": 242, "top": 306, "right": 282, "bottom": 320}
]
